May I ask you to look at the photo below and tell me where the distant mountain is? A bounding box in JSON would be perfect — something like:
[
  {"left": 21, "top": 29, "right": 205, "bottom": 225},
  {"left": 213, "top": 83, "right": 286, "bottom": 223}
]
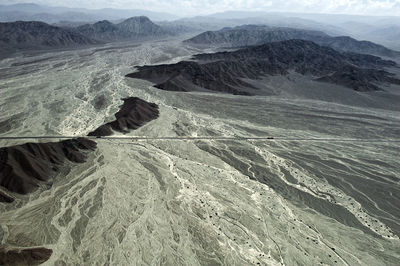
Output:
[
  {"left": 0, "top": 3, "right": 178, "bottom": 23},
  {"left": 0, "top": 21, "right": 98, "bottom": 51},
  {"left": 76, "top": 20, "right": 122, "bottom": 42},
  {"left": 117, "top": 16, "right": 167, "bottom": 37},
  {"left": 0, "top": 3, "right": 44, "bottom": 13},
  {"left": 185, "top": 25, "right": 327, "bottom": 46},
  {"left": 0, "top": 10, "right": 102, "bottom": 24},
  {"left": 184, "top": 25, "right": 400, "bottom": 57},
  {"left": 335, "top": 22, "right": 400, "bottom": 51},
  {"left": 367, "top": 25, "right": 400, "bottom": 42},
  {"left": 170, "top": 15, "right": 345, "bottom": 37},
  {"left": 94, "top": 8, "right": 178, "bottom": 21},
  {"left": 207, "top": 11, "right": 400, "bottom": 27},
  {"left": 0, "top": 17, "right": 173, "bottom": 55},
  {"left": 127, "top": 39, "right": 400, "bottom": 95},
  {"left": 320, "top": 36, "right": 400, "bottom": 57},
  {"left": 76, "top": 16, "right": 170, "bottom": 41}
]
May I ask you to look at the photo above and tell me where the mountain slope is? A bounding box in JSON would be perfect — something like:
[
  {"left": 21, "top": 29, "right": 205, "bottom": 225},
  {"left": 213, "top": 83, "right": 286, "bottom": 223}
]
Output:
[
  {"left": 88, "top": 97, "right": 159, "bottom": 137},
  {"left": 184, "top": 25, "right": 400, "bottom": 57},
  {"left": 76, "top": 20, "right": 121, "bottom": 42},
  {"left": 0, "top": 21, "right": 98, "bottom": 51},
  {"left": 76, "top": 16, "right": 169, "bottom": 42},
  {"left": 127, "top": 39, "right": 400, "bottom": 95},
  {"left": 0, "top": 138, "right": 96, "bottom": 195}
]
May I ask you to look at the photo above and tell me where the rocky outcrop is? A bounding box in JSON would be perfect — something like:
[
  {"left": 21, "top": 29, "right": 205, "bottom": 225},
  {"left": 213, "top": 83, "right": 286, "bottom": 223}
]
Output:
[
  {"left": 127, "top": 39, "right": 400, "bottom": 95},
  {"left": 0, "top": 245, "right": 52, "bottom": 266},
  {"left": 184, "top": 25, "right": 400, "bottom": 57},
  {"left": 0, "top": 189, "right": 14, "bottom": 203},
  {"left": 88, "top": 97, "right": 159, "bottom": 136},
  {"left": 0, "top": 138, "right": 96, "bottom": 195},
  {"left": 127, "top": 60, "right": 259, "bottom": 95}
]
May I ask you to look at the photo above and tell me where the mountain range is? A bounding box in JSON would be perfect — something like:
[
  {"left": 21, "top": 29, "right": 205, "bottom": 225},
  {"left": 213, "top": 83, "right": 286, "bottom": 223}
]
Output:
[
  {"left": 0, "top": 3, "right": 178, "bottom": 23},
  {"left": 127, "top": 39, "right": 400, "bottom": 95},
  {"left": 184, "top": 25, "right": 400, "bottom": 57},
  {"left": 0, "top": 16, "right": 172, "bottom": 53},
  {"left": 0, "top": 21, "right": 98, "bottom": 51},
  {"left": 76, "top": 16, "right": 169, "bottom": 42}
]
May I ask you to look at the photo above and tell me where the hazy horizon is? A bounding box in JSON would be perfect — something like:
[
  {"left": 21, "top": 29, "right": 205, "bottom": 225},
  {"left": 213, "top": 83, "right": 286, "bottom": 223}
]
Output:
[{"left": 1, "top": 0, "right": 400, "bottom": 17}]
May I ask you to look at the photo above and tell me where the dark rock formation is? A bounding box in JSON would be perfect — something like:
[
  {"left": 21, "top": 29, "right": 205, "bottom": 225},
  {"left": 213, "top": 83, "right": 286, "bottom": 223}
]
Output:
[
  {"left": 0, "top": 245, "right": 52, "bottom": 266},
  {"left": 76, "top": 16, "right": 169, "bottom": 42},
  {"left": 184, "top": 25, "right": 400, "bottom": 57},
  {"left": 0, "top": 190, "right": 14, "bottom": 203},
  {"left": 193, "top": 39, "right": 395, "bottom": 69},
  {"left": 0, "top": 138, "right": 96, "bottom": 195},
  {"left": 88, "top": 97, "right": 159, "bottom": 137},
  {"left": 0, "top": 21, "right": 98, "bottom": 51},
  {"left": 127, "top": 61, "right": 258, "bottom": 95},
  {"left": 127, "top": 39, "right": 400, "bottom": 95}
]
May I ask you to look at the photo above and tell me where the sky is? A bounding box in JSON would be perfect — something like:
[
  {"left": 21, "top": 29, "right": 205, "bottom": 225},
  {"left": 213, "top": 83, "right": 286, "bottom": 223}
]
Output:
[{"left": 2, "top": 0, "right": 400, "bottom": 16}]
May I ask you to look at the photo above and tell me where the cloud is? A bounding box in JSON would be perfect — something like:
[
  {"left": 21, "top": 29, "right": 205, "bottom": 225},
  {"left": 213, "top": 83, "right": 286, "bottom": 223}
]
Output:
[{"left": 3, "top": 0, "right": 400, "bottom": 16}]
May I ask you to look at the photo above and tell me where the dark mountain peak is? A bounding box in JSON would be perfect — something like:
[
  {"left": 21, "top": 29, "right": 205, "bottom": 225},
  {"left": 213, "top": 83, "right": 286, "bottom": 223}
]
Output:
[
  {"left": 117, "top": 16, "right": 159, "bottom": 30},
  {"left": 118, "top": 16, "right": 167, "bottom": 36},
  {"left": 117, "top": 16, "right": 159, "bottom": 28}
]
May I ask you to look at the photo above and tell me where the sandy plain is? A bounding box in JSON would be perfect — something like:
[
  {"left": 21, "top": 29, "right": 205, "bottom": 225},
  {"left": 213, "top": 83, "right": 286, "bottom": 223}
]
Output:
[{"left": 0, "top": 38, "right": 399, "bottom": 265}]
